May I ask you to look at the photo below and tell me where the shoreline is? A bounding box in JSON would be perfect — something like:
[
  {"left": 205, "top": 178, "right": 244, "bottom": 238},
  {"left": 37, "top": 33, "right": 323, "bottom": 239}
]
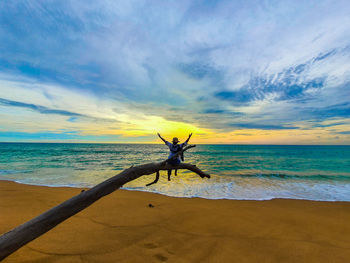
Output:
[
  {"left": 1, "top": 180, "right": 350, "bottom": 262},
  {"left": 1, "top": 179, "right": 349, "bottom": 203}
]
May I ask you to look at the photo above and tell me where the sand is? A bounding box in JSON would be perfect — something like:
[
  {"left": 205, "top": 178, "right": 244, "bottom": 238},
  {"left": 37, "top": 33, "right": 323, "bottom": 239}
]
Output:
[{"left": 1, "top": 181, "right": 350, "bottom": 263}]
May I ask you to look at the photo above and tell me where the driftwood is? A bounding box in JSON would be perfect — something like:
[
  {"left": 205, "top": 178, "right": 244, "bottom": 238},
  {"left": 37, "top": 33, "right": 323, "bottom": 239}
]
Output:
[
  {"left": 145, "top": 163, "right": 207, "bottom": 186},
  {"left": 0, "top": 145, "right": 210, "bottom": 261}
]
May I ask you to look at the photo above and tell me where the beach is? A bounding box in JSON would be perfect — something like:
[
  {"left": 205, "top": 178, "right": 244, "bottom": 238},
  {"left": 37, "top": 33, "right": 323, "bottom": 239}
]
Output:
[
  {"left": 1, "top": 181, "right": 350, "bottom": 263},
  {"left": 2, "top": 0, "right": 350, "bottom": 262}
]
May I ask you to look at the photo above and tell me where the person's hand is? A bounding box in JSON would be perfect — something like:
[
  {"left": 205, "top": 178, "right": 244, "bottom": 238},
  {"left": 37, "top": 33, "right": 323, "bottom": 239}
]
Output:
[
  {"left": 157, "top": 133, "right": 165, "bottom": 142},
  {"left": 186, "top": 133, "right": 192, "bottom": 143}
]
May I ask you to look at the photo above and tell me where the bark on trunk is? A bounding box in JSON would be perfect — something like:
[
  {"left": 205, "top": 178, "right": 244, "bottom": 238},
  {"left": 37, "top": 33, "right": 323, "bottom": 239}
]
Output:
[{"left": 0, "top": 145, "right": 210, "bottom": 261}]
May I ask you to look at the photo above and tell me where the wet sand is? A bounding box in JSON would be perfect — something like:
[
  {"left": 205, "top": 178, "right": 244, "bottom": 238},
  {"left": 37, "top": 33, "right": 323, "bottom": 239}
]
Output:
[{"left": 1, "top": 180, "right": 350, "bottom": 263}]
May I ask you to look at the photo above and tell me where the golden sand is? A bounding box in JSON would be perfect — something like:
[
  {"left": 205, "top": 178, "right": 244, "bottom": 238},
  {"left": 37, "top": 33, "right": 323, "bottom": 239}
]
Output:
[{"left": 1, "top": 180, "right": 350, "bottom": 263}]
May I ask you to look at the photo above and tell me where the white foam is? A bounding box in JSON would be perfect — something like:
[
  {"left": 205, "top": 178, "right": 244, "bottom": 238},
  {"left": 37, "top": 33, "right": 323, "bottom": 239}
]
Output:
[{"left": 2, "top": 171, "right": 350, "bottom": 201}]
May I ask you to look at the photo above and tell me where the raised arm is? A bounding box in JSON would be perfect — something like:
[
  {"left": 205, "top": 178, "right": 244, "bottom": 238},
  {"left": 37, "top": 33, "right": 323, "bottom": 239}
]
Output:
[
  {"left": 185, "top": 133, "right": 192, "bottom": 144},
  {"left": 157, "top": 133, "right": 166, "bottom": 143}
]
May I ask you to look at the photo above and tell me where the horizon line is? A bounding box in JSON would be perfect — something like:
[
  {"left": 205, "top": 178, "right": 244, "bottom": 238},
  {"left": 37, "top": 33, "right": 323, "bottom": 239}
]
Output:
[{"left": 1, "top": 141, "right": 350, "bottom": 146}]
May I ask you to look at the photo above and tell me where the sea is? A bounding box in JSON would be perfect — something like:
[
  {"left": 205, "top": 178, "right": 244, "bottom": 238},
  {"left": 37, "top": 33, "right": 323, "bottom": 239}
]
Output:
[{"left": 1, "top": 143, "right": 350, "bottom": 201}]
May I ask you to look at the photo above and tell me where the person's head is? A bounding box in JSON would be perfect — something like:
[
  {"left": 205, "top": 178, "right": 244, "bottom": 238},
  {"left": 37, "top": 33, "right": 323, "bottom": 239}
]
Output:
[{"left": 172, "top": 137, "right": 179, "bottom": 145}]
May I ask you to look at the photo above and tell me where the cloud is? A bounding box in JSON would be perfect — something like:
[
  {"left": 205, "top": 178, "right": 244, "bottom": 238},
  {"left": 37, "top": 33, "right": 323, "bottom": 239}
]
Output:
[
  {"left": 230, "top": 123, "right": 299, "bottom": 130},
  {"left": 67, "top": 117, "right": 78, "bottom": 123},
  {"left": 0, "top": 98, "right": 84, "bottom": 117},
  {"left": 214, "top": 90, "right": 253, "bottom": 105},
  {"left": 1, "top": 0, "right": 350, "bottom": 143},
  {"left": 337, "top": 131, "right": 350, "bottom": 134}
]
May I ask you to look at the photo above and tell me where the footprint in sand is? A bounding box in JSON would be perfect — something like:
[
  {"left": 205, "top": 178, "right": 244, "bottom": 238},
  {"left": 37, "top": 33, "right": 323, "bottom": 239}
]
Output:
[
  {"left": 144, "top": 242, "right": 158, "bottom": 249},
  {"left": 143, "top": 243, "right": 168, "bottom": 261},
  {"left": 154, "top": 253, "right": 168, "bottom": 262}
]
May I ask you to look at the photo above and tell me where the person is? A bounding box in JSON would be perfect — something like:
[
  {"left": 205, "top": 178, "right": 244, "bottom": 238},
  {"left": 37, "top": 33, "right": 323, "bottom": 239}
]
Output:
[{"left": 157, "top": 133, "right": 192, "bottom": 180}]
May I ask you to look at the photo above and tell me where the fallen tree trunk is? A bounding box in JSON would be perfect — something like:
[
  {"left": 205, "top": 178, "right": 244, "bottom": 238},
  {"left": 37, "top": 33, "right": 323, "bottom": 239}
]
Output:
[
  {"left": 0, "top": 145, "right": 210, "bottom": 261},
  {"left": 146, "top": 163, "right": 208, "bottom": 186}
]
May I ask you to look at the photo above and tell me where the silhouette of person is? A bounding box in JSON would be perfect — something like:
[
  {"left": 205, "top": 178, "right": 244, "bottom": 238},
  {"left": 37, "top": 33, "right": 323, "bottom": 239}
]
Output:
[{"left": 157, "top": 133, "right": 192, "bottom": 180}]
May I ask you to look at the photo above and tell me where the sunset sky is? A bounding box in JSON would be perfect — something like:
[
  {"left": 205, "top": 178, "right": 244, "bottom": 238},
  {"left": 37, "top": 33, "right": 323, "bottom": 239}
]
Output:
[{"left": 1, "top": 0, "right": 350, "bottom": 144}]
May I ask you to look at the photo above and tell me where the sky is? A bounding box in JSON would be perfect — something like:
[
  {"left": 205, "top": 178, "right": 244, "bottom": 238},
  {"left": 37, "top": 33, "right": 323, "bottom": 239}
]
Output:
[{"left": 0, "top": 0, "right": 350, "bottom": 144}]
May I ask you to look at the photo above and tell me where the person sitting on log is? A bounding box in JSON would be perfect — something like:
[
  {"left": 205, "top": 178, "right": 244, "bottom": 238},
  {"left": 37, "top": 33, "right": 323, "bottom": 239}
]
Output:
[{"left": 157, "top": 132, "right": 192, "bottom": 180}]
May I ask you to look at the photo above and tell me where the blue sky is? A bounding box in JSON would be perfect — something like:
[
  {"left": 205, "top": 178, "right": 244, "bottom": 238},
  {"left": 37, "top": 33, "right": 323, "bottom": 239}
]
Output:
[{"left": 0, "top": 0, "right": 350, "bottom": 144}]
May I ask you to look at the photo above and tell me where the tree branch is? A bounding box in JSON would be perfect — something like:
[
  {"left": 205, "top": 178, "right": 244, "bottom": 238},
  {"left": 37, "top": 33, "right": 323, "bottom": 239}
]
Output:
[
  {"left": 0, "top": 144, "right": 210, "bottom": 261},
  {"left": 145, "top": 171, "right": 160, "bottom": 186}
]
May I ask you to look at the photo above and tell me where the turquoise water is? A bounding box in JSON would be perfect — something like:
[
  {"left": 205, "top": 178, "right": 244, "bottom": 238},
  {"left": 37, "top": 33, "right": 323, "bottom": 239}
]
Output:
[{"left": 1, "top": 143, "right": 350, "bottom": 201}]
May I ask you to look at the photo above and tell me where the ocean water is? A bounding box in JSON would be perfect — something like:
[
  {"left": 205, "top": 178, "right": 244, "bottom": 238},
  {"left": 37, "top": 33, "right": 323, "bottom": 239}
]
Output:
[{"left": 1, "top": 143, "right": 350, "bottom": 201}]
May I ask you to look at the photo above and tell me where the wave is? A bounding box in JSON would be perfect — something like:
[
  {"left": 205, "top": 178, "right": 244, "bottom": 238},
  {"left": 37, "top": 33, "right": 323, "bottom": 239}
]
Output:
[
  {"left": 2, "top": 172, "right": 350, "bottom": 202},
  {"left": 0, "top": 169, "right": 32, "bottom": 175},
  {"left": 0, "top": 170, "right": 18, "bottom": 175},
  {"left": 229, "top": 172, "right": 350, "bottom": 181}
]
